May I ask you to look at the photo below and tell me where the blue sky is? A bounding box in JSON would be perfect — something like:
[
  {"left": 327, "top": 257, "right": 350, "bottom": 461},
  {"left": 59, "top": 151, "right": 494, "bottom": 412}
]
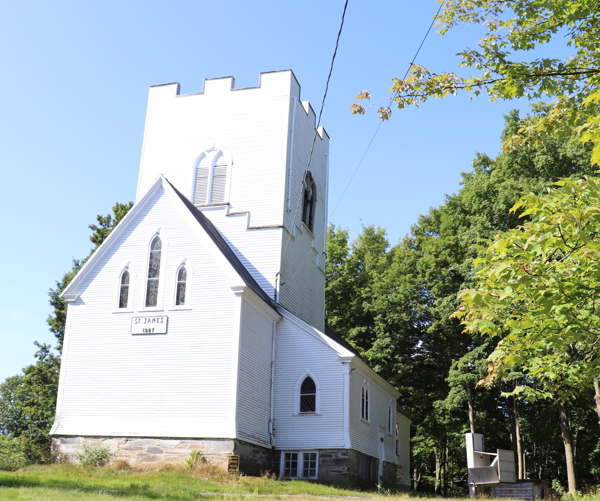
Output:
[{"left": 0, "top": 0, "right": 544, "bottom": 380}]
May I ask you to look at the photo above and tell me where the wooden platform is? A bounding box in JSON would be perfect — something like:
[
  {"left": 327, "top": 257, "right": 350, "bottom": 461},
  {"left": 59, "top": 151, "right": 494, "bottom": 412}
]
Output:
[{"left": 492, "top": 480, "right": 543, "bottom": 500}]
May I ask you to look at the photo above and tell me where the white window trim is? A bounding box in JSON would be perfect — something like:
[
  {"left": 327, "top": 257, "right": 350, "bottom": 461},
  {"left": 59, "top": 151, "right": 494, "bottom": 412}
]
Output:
[
  {"left": 280, "top": 451, "right": 319, "bottom": 480},
  {"left": 361, "top": 379, "right": 371, "bottom": 423},
  {"left": 113, "top": 263, "right": 135, "bottom": 313},
  {"left": 141, "top": 228, "right": 168, "bottom": 312},
  {"left": 170, "top": 259, "right": 193, "bottom": 310},
  {"left": 387, "top": 400, "right": 394, "bottom": 435},
  {"left": 190, "top": 144, "right": 233, "bottom": 205},
  {"left": 293, "top": 370, "right": 321, "bottom": 416}
]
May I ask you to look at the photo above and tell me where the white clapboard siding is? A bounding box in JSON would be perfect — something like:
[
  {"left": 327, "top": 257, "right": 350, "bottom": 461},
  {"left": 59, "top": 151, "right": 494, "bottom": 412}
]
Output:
[
  {"left": 55, "top": 188, "right": 236, "bottom": 438},
  {"left": 349, "top": 364, "right": 398, "bottom": 463},
  {"left": 273, "top": 314, "right": 347, "bottom": 450},
  {"left": 200, "top": 207, "right": 282, "bottom": 299},
  {"left": 396, "top": 413, "right": 411, "bottom": 485},
  {"left": 236, "top": 298, "right": 274, "bottom": 447}
]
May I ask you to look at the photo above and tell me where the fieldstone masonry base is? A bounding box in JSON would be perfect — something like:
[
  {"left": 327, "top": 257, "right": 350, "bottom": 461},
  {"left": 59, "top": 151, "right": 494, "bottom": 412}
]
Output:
[{"left": 52, "top": 436, "right": 271, "bottom": 475}]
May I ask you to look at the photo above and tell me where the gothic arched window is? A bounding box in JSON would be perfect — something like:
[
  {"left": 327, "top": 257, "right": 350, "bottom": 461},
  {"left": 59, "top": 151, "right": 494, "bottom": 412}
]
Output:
[
  {"left": 300, "top": 376, "right": 317, "bottom": 413},
  {"left": 301, "top": 172, "right": 317, "bottom": 232},
  {"left": 145, "top": 235, "right": 162, "bottom": 307},
  {"left": 119, "top": 269, "right": 130, "bottom": 309},
  {"left": 361, "top": 385, "right": 370, "bottom": 421},
  {"left": 193, "top": 148, "right": 231, "bottom": 205},
  {"left": 388, "top": 403, "right": 392, "bottom": 433},
  {"left": 175, "top": 265, "right": 187, "bottom": 306}
]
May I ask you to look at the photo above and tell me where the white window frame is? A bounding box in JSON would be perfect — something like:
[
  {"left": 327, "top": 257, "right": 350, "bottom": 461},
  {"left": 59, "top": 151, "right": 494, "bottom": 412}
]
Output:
[
  {"left": 141, "top": 229, "right": 168, "bottom": 312},
  {"left": 190, "top": 145, "right": 233, "bottom": 205},
  {"left": 280, "top": 451, "right": 319, "bottom": 480},
  {"left": 361, "top": 379, "right": 370, "bottom": 423},
  {"left": 293, "top": 371, "right": 321, "bottom": 416},
  {"left": 113, "top": 263, "right": 135, "bottom": 313},
  {"left": 170, "top": 259, "right": 193, "bottom": 310},
  {"left": 387, "top": 400, "right": 393, "bottom": 435}
]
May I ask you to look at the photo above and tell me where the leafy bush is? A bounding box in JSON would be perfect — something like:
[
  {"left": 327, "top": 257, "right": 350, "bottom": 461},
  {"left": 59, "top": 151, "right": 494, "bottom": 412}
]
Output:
[
  {"left": 0, "top": 435, "right": 26, "bottom": 471},
  {"left": 75, "top": 443, "right": 113, "bottom": 467},
  {"left": 184, "top": 449, "right": 206, "bottom": 470}
]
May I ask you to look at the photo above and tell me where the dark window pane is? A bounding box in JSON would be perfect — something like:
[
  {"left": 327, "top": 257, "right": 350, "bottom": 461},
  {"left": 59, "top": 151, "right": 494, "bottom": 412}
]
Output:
[
  {"left": 119, "top": 285, "right": 129, "bottom": 308},
  {"left": 300, "top": 377, "right": 316, "bottom": 394},
  {"left": 146, "top": 279, "right": 158, "bottom": 307},
  {"left": 300, "top": 394, "right": 316, "bottom": 413},
  {"left": 121, "top": 270, "right": 129, "bottom": 285},
  {"left": 177, "top": 266, "right": 187, "bottom": 282},
  {"left": 148, "top": 251, "right": 161, "bottom": 278},
  {"left": 151, "top": 236, "right": 162, "bottom": 251},
  {"left": 284, "top": 453, "right": 298, "bottom": 477},
  {"left": 176, "top": 282, "right": 186, "bottom": 306},
  {"left": 303, "top": 452, "right": 317, "bottom": 478}
]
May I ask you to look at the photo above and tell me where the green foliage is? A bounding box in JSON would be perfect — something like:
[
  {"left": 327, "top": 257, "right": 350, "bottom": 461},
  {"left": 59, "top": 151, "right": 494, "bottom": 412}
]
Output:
[
  {"left": 0, "top": 436, "right": 26, "bottom": 471},
  {"left": 454, "top": 176, "right": 600, "bottom": 403},
  {"left": 75, "top": 444, "right": 113, "bottom": 467},
  {"left": 353, "top": 0, "right": 600, "bottom": 163},
  {"left": 184, "top": 449, "right": 206, "bottom": 470}
]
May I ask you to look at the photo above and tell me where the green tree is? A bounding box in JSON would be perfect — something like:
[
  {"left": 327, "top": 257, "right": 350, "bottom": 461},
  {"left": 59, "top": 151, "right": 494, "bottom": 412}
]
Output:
[
  {"left": 454, "top": 176, "right": 600, "bottom": 491},
  {"left": 352, "top": 0, "right": 600, "bottom": 162}
]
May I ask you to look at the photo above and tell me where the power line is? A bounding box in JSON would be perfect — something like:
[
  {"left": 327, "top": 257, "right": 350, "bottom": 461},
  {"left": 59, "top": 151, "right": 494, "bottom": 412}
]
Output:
[
  {"left": 282, "top": 1, "right": 446, "bottom": 288},
  {"left": 281, "top": 0, "right": 349, "bottom": 266}
]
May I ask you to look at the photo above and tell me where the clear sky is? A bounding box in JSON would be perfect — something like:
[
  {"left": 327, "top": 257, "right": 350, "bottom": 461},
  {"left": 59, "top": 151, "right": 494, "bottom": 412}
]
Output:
[{"left": 0, "top": 0, "right": 538, "bottom": 381}]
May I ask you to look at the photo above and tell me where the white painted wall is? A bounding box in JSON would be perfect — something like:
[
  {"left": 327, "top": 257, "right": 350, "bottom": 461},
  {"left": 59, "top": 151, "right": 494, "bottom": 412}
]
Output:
[
  {"left": 349, "top": 362, "right": 398, "bottom": 463},
  {"left": 236, "top": 297, "right": 274, "bottom": 448},
  {"left": 396, "top": 413, "right": 411, "bottom": 486},
  {"left": 273, "top": 312, "right": 347, "bottom": 450},
  {"left": 54, "top": 188, "right": 237, "bottom": 438}
]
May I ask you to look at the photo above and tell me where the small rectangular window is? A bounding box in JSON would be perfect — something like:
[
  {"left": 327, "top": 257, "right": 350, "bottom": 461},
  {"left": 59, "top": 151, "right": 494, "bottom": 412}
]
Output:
[
  {"left": 303, "top": 452, "right": 317, "bottom": 478},
  {"left": 284, "top": 453, "right": 298, "bottom": 478}
]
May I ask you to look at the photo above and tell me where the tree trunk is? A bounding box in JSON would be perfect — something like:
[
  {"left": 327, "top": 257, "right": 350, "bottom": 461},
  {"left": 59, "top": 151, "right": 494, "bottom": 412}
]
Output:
[
  {"left": 594, "top": 377, "right": 600, "bottom": 425},
  {"left": 412, "top": 468, "right": 421, "bottom": 490},
  {"left": 467, "top": 383, "right": 476, "bottom": 433},
  {"left": 512, "top": 382, "right": 524, "bottom": 479},
  {"left": 558, "top": 403, "right": 577, "bottom": 492},
  {"left": 443, "top": 440, "right": 449, "bottom": 497},
  {"left": 434, "top": 448, "right": 441, "bottom": 494}
]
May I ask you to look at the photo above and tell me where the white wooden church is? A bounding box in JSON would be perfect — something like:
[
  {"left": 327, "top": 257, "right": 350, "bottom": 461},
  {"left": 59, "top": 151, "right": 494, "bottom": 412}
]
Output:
[{"left": 51, "top": 70, "right": 411, "bottom": 485}]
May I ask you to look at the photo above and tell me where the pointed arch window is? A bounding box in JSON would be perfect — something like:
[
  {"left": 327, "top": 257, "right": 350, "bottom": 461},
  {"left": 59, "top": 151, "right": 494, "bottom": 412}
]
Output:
[
  {"left": 361, "top": 385, "right": 370, "bottom": 421},
  {"left": 300, "top": 376, "right": 317, "bottom": 413},
  {"left": 301, "top": 172, "right": 317, "bottom": 232},
  {"left": 193, "top": 148, "right": 232, "bottom": 205},
  {"left": 119, "top": 270, "right": 130, "bottom": 309},
  {"left": 388, "top": 403, "right": 392, "bottom": 434},
  {"left": 145, "top": 235, "right": 162, "bottom": 307},
  {"left": 175, "top": 265, "right": 187, "bottom": 306}
]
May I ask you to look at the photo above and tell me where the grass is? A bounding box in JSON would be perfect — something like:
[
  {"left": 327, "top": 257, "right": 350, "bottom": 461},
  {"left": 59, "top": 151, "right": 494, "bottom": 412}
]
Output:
[{"left": 0, "top": 463, "right": 420, "bottom": 501}]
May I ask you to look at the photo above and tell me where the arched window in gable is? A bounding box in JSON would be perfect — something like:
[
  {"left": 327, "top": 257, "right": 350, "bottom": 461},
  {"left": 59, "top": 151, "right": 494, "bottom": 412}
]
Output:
[
  {"left": 145, "top": 235, "right": 162, "bottom": 307},
  {"left": 193, "top": 147, "right": 232, "bottom": 205},
  {"left": 175, "top": 265, "right": 187, "bottom": 306},
  {"left": 300, "top": 376, "right": 317, "bottom": 413},
  {"left": 301, "top": 172, "right": 317, "bottom": 232},
  {"left": 119, "top": 269, "right": 130, "bottom": 309}
]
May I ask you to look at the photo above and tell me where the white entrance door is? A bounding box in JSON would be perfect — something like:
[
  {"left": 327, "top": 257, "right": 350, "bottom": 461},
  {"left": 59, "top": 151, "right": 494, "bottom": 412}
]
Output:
[{"left": 378, "top": 430, "right": 385, "bottom": 485}]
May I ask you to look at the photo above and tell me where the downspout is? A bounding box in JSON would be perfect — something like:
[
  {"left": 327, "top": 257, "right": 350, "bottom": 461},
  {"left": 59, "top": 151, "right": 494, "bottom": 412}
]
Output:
[{"left": 269, "top": 319, "right": 277, "bottom": 447}]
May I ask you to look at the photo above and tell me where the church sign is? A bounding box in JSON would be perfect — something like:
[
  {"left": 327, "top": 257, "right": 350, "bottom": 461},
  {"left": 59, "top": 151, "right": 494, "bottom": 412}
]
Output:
[{"left": 131, "top": 316, "right": 168, "bottom": 335}]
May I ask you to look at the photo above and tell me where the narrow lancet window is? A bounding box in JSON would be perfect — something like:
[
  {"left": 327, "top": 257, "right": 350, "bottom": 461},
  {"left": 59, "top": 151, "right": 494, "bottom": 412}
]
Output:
[
  {"left": 301, "top": 172, "right": 317, "bottom": 232},
  {"left": 146, "top": 235, "right": 162, "bottom": 307},
  {"left": 119, "top": 270, "right": 130, "bottom": 308},
  {"left": 388, "top": 405, "right": 392, "bottom": 433},
  {"left": 176, "top": 265, "right": 187, "bottom": 306},
  {"left": 300, "top": 376, "right": 316, "bottom": 413},
  {"left": 210, "top": 153, "right": 227, "bottom": 203}
]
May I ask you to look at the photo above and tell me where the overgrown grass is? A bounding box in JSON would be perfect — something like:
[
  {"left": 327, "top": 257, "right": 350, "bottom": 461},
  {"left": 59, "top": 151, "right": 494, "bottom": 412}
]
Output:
[{"left": 0, "top": 463, "right": 418, "bottom": 501}]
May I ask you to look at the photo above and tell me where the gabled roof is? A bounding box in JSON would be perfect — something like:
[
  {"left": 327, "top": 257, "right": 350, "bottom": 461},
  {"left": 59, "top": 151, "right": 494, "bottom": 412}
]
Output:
[
  {"left": 325, "top": 324, "right": 363, "bottom": 360},
  {"left": 62, "top": 175, "right": 275, "bottom": 312},
  {"left": 166, "top": 179, "right": 275, "bottom": 310}
]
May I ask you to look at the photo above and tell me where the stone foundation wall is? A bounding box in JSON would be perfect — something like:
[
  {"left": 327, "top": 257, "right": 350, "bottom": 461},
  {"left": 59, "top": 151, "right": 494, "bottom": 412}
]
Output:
[{"left": 52, "top": 436, "right": 272, "bottom": 474}]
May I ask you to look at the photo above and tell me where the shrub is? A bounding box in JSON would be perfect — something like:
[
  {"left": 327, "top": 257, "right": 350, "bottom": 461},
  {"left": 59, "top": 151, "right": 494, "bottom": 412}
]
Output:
[
  {"left": 0, "top": 435, "right": 26, "bottom": 471},
  {"left": 184, "top": 449, "right": 207, "bottom": 470},
  {"left": 75, "top": 443, "right": 113, "bottom": 467}
]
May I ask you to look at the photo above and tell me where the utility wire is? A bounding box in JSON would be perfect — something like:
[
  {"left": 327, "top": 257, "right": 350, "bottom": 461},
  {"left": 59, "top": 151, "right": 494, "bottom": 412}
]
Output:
[
  {"left": 280, "top": 0, "right": 349, "bottom": 267},
  {"left": 282, "top": 1, "right": 446, "bottom": 288}
]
